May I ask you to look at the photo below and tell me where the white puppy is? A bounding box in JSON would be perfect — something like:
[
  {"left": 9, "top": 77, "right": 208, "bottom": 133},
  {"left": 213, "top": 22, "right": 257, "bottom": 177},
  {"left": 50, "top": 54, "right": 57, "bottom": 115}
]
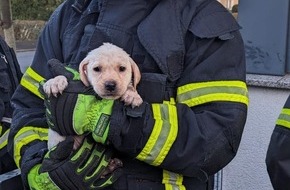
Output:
[{"left": 44, "top": 42, "right": 143, "bottom": 107}]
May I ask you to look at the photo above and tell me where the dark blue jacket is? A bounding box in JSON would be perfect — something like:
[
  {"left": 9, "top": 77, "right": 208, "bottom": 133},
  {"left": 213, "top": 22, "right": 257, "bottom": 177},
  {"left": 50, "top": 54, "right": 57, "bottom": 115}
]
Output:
[{"left": 8, "top": 0, "right": 248, "bottom": 189}]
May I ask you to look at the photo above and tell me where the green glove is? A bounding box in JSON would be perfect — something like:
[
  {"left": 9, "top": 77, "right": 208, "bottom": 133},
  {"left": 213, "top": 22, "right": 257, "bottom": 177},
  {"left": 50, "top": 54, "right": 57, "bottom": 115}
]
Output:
[
  {"left": 28, "top": 164, "right": 60, "bottom": 190},
  {"left": 28, "top": 135, "right": 122, "bottom": 190},
  {"left": 43, "top": 84, "right": 114, "bottom": 144},
  {"left": 39, "top": 59, "right": 114, "bottom": 144}
]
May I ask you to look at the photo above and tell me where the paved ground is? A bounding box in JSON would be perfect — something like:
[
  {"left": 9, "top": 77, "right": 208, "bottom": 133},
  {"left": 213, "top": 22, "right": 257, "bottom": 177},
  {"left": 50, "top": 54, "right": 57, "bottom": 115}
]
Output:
[
  {"left": 15, "top": 40, "right": 36, "bottom": 72},
  {"left": 16, "top": 40, "right": 37, "bottom": 52}
]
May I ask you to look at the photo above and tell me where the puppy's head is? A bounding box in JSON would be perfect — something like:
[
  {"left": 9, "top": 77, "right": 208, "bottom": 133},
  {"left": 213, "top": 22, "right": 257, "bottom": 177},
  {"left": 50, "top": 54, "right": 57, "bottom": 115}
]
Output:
[{"left": 79, "top": 43, "right": 141, "bottom": 99}]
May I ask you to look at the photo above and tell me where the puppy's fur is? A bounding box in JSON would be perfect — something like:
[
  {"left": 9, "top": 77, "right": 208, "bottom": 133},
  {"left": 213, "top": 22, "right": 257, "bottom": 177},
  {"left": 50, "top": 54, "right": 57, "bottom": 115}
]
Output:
[
  {"left": 43, "top": 43, "right": 143, "bottom": 176},
  {"left": 44, "top": 43, "right": 143, "bottom": 107}
]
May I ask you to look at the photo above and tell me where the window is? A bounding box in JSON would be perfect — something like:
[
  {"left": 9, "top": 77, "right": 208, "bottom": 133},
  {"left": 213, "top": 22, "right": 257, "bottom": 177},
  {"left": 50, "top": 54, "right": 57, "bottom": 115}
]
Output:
[{"left": 238, "top": 0, "right": 290, "bottom": 75}]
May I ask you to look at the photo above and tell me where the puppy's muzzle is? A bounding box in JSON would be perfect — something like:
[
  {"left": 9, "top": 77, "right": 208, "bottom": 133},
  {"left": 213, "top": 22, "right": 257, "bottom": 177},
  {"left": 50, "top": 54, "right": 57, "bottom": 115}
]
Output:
[{"left": 105, "top": 81, "right": 117, "bottom": 92}]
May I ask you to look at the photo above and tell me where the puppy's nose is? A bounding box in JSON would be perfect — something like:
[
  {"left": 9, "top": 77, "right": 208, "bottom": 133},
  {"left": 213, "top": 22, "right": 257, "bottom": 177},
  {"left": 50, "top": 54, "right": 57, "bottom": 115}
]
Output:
[{"left": 105, "top": 81, "right": 116, "bottom": 92}]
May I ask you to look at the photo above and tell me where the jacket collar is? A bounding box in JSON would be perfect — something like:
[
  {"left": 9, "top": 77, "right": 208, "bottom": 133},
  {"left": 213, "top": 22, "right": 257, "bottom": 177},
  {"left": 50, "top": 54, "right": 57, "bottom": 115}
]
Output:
[{"left": 137, "top": 0, "right": 211, "bottom": 82}]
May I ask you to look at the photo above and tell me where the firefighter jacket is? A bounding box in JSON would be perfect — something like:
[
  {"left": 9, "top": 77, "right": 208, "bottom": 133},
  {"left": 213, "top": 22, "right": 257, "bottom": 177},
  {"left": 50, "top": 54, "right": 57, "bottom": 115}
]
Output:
[
  {"left": 266, "top": 95, "right": 290, "bottom": 190},
  {"left": 8, "top": 0, "right": 248, "bottom": 189}
]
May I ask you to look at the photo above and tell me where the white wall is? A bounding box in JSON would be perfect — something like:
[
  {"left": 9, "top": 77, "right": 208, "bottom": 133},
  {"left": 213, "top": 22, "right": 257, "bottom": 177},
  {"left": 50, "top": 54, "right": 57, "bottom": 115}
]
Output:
[{"left": 222, "top": 86, "right": 290, "bottom": 190}]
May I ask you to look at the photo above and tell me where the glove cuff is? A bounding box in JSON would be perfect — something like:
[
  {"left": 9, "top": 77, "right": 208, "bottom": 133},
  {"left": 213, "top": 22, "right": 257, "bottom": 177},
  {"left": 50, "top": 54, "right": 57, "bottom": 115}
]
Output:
[
  {"left": 109, "top": 101, "right": 152, "bottom": 157},
  {"left": 28, "top": 164, "right": 61, "bottom": 190}
]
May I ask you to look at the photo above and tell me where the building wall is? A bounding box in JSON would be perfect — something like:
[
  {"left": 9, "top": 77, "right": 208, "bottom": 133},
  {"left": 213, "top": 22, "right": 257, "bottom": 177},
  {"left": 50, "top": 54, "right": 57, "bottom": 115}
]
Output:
[{"left": 221, "top": 86, "right": 290, "bottom": 190}]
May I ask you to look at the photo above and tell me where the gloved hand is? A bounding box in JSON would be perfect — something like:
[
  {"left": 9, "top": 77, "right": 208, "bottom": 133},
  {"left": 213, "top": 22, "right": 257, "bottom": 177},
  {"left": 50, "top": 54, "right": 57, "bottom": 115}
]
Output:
[
  {"left": 27, "top": 135, "right": 122, "bottom": 190},
  {"left": 42, "top": 81, "right": 114, "bottom": 144},
  {"left": 39, "top": 59, "right": 114, "bottom": 144}
]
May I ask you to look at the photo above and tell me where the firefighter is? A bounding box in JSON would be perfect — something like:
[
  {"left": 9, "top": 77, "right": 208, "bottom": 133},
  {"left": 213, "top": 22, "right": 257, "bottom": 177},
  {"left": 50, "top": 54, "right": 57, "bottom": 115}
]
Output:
[
  {"left": 266, "top": 95, "right": 290, "bottom": 190},
  {"left": 7, "top": 0, "right": 249, "bottom": 189}
]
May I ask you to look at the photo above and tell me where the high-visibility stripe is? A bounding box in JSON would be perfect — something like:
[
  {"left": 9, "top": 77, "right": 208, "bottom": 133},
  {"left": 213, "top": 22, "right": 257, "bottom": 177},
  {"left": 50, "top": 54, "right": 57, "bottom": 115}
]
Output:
[
  {"left": 20, "top": 67, "right": 45, "bottom": 99},
  {"left": 14, "top": 126, "right": 48, "bottom": 167},
  {"left": 177, "top": 81, "right": 248, "bottom": 107},
  {"left": 276, "top": 108, "right": 290, "bottom": 129},
  {"left": 137, "top": 101, "right": 178, "bottom": 166},
  {"left": 0, "top": 128, "right": 9, "bottom": 150},
  {"left": 163, "top": 170, "right": 186, "bottom": 190}
]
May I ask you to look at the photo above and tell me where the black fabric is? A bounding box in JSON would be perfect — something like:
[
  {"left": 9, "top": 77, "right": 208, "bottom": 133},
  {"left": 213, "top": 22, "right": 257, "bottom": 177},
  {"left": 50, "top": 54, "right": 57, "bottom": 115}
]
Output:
[
  {"left": 189, "top": 1, "right": 240, "bottom": 39},
  {"left": 266, "top": 126, "right": 290, "bottom": 190},
  {"left": 20, "top": 141, "right": 48, "bottom": 189},
  {"left": 8, "top": 0, "right": 247, "bottom": 189},
  {"left": 0, "top": 122, "right": 17, "bottom": 174},
  {"left": 0, "top": 35, "right": 22, "bottom": 175},
  {"left": 0, "top": 152, "right": 17, "bottom": 174},
  {"left": 42, "top": 82, "right": 94, "bottom": 135},
  {"left": 0, "top": 35, "right": 22, "bottom": 119},
  {"left": 266, "top": 95, "right": 290, "bottom": 190},
  {"left": 47, "top": 59, "right": 75, "bottom": 80},
  {"left": 109, "top": 100, "right": 152, "bottom": 158},
  {"left": 39, "top": 59, "right": 97, "bottom": 135},
  {"left": 44, "top": 90, "right": 78, "bottom": 135}
]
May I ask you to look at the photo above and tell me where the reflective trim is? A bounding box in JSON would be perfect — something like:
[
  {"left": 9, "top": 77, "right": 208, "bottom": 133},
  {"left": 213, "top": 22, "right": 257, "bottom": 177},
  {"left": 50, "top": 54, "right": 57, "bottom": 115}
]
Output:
[
  {"left": 20, "top": 67, "right": 45, "bottom": 99},
  {"left": 0, "top": 128, "right": 9, "bottom": 150},
  {"left": 14, "top": 126, "right": 48, "bottom": 167},
  {"left": 276, "top": 108, "right": 290, "bottom": 129},
  {"left": 1, "top": 117, "right": 12, "bottom": 124},
  {"left": 137, "top": 102, "right": 178, "bottom": 166},
  {"left": 163, "top": 170, "right": 186, "bottom": 190},
  {"left": 177, "top": 81, "right": 248, "bottom": 106}
]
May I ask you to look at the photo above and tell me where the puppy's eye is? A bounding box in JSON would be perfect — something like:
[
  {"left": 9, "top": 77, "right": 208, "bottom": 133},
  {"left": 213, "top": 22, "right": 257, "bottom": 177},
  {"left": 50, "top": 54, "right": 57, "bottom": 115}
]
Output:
[
  {"left": 119, "top": 66, "right": 126, "bottom": 72},
  {"left": 93, "top": 67, "right": 101, "bottom": 72}
]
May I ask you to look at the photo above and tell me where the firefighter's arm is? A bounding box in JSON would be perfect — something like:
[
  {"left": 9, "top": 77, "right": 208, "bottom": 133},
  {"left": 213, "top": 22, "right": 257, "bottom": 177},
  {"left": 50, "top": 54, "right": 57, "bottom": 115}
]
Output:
[
  {"left": 108, "top": 14, "right": 248, "bottom": 180},
  {"left": 266, "top": 95, "right": 290, "bottom": 190},
  {"left": 7, "top": 2, "right": 73, "bottom": 188}
]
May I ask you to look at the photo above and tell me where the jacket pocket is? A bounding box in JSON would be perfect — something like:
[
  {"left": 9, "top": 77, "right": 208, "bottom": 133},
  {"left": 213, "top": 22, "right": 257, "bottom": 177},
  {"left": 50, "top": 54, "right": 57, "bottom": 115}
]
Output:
[{"left": 137, "top": 73, "right": 169, "bottom": 103}]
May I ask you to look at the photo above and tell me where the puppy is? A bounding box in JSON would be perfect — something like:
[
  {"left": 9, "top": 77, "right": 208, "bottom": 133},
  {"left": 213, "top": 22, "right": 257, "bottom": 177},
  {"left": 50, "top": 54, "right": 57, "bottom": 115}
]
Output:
[
  {"left": 44, "top": 42, "right": 143, "bottom": 107},
  {"left": 43, "top": 43, "right": 143, "bottom": 177}
]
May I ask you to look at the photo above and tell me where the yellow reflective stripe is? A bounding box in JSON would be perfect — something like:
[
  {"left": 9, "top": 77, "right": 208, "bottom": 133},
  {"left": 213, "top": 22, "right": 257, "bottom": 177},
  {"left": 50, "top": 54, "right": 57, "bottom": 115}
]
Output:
[
  {"left": 0, "top": 128, "right": 9, "bottom": 149},
  {"left": 20, "top": 67, "right": 45, "bottom": 99},
  {"left": 177, "top": 80, "right": 248, "bottom": 107},
  {"left": 163, "top": 170, "right": 186, "bottom": 190},
  {"left": 137, "top": 103, "right": 178, "bottom": 166},
  {"left": 137, "top": 104, "right": 162, "bottom": 162},
  {"left": 14, "top": 126, "right": 48, "bottom": 167},
  {"left": 276, "top": 108, "right": 290, "bottom": 129}
]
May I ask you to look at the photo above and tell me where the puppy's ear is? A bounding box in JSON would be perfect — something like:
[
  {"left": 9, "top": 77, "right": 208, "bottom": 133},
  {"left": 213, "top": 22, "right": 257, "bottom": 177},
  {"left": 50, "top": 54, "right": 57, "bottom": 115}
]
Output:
[
  {"left": 79, "top": 59, "right": 90, "bottom": 86},
  {"left": 129, "top": 57, "right": 141, "bottom": 89}
]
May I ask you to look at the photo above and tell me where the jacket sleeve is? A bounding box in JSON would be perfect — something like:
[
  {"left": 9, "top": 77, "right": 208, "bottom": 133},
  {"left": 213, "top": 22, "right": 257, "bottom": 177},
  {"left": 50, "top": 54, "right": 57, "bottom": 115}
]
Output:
[
  {"left": 108, "top": 2, "right": 248, "bottom": 181},
  {"left": 266, "top": 95, "right": 290, "bottom": 190},
  {"left": 7, "top": 1, "right": 72, "bottom": 185}
]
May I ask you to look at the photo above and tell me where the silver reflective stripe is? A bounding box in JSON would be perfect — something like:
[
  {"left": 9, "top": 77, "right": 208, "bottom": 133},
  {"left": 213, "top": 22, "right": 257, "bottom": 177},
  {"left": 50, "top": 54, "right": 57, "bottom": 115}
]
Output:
[{"left": 1, "top": 117, "right": 12, "bottom": 124}]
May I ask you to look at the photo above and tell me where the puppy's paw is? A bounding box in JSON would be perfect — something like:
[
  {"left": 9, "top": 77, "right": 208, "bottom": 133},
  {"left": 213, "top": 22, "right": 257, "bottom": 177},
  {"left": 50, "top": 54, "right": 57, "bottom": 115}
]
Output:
[
  {"left": 72, "top": 135, "right": 85, "bottom": 150},
  {"left": 48, "top": 129, "right": 66, "bottom": 150},
  {"left": 43, "top": 75, "right": 68, "bottom": 97},
  {"left": 100, "top": 158, "right": 123, "bottom": 178},
  {"left": 131, "top": 93, "right": 143, "bottom": 108},
  {"left": 121, "top": 89, "right": 143, "bottom": 108}
]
